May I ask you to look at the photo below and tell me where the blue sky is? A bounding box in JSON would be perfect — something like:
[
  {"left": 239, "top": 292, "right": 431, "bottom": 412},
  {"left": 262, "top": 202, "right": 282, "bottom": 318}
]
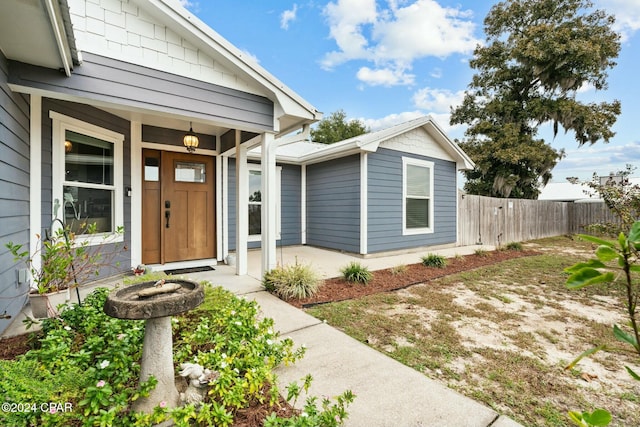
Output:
[{"left": 181, "top": 0, "right": 640, "bottom": 182}]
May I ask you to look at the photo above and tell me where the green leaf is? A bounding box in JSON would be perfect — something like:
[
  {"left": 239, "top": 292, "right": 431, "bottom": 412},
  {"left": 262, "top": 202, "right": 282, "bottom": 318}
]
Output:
[
  {"left": 629, "top": 265, "right": 640, "bottom": 272},
  {"left": 595, "top": 245, "right": 619, "bottom": 262},
  {"left": 618, "top": 232, "right": 628, "bottom": 251},
  {"left": 568, "top": 411, "right": 588, "bottom": 427},
  {"left": 564, "top": 260, "right": 606, "bottom": 273},
  {"left": 566, "top": 269, "right": 614, "bottom": 290},
  {"left": 628, "top": 221, "right": 640, "bottom": 245},
  {"left": 577, "top": 234, "right": 615, "bottom": 248},
  {"left": 583, "top": 409, "right": 612, "bottom": 426},
  {"left": 626, "top": 366, "right": 640, "bottom": 381},
  {"left": 565, "top": 345, "right": 607, "bottom": 370},
  {"left": 613, "top": 325, "right": 639, "bottom": 349}
]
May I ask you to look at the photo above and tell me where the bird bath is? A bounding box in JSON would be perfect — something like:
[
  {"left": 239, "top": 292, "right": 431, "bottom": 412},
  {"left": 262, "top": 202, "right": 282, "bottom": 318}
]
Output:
[{"left": 104, "top": 279, "right": 204, "bottom": 413}]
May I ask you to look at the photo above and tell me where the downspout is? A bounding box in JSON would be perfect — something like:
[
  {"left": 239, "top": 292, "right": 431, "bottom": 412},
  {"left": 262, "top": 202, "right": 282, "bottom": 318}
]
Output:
[{"left": 44, "top": 0, "right": 73, "bottom": 76}]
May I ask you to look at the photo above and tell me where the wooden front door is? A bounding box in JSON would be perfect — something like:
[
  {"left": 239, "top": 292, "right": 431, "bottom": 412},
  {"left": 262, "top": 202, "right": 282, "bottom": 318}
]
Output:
[{"left": 142, "top": 149, "right": 216, "bottom": 264}]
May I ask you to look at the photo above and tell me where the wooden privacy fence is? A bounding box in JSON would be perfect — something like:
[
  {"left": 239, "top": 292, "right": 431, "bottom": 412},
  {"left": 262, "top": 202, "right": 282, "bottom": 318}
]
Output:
[{"left": 457, "top": 194, "right": 622, "bottom": 246}]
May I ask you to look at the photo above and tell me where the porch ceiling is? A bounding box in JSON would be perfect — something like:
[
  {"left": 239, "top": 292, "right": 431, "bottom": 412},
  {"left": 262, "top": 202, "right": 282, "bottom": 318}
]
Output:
[{"left": 0, "top": 0, "right": 76, "bottom": 74}]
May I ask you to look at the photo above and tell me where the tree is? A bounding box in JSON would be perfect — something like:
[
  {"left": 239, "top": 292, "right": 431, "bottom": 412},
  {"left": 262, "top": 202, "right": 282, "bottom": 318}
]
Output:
[
  {"left": 451, "top": 0, "right": 621, "bottom": 199},
  {"left": 310, "top": 109, "right": 369, "bottom": 144}
]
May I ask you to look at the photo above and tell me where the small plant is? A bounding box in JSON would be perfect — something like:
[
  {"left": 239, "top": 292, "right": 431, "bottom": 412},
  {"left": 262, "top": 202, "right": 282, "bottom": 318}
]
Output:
[
  {"left": 341, "top": 262, "right": 372, "bottom": 285},
  {"left": 474, "top": 248, "right": 490, "bottom": 257},
  {"left": 5, "top": 219, "right": 124, "bottom": 295},
  {"left": 263, "top": 261, "right": 320, "bottom": 300},
  {"left": 421, "top": 253, "right": 447, "bottom": 268},
  {"left": 264, "top": 375, "right": 355, "bottom": 427},
  {"left": 390, "top": 264, "right": 408, "bottom": 275},
  {"left": 506, "top": 241, "right": 523, "bottom": 251}
]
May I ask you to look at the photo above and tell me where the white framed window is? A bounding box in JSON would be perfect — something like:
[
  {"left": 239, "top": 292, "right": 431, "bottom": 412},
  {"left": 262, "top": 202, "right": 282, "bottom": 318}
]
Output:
[
  {"left": 247, "top": 164, "right": 281, "bottom": 242},
  {"left": 50, "top": 112, "right": 124, "bottom": 244},
  {"left": 402, "top": 157, "right": 434, "bottom": 235}
]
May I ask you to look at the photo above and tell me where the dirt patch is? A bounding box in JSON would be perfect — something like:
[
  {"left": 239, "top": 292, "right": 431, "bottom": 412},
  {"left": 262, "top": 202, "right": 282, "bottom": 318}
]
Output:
[
  {"left": 306, "top": 240, "right": 640, "bottom": 427},
  {"left": 286, "top": 250, "right": 539, "bottom": 308}
]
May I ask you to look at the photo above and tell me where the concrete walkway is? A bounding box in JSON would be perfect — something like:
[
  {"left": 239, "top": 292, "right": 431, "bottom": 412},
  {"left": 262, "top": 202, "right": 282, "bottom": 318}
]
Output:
[{"left": 2, "top": 244, "right": 522, "bottom": 427}]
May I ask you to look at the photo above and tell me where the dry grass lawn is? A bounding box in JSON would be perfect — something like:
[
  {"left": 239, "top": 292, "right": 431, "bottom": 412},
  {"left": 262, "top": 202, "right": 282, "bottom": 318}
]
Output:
[{"left": 307, "top": 236, "right": 640, "bottom": 427}]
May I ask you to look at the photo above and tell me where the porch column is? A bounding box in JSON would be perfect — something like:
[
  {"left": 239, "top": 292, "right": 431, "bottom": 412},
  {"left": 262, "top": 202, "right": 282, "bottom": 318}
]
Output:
[
  {"left": 30, "top": 95, "right": 42, "bottom": 280},
  {"left": 235, "top": 130, "right": 248, "bottom": 275},
  {"left": 261, "top": 132, "right": 277, "bottom": 276}
]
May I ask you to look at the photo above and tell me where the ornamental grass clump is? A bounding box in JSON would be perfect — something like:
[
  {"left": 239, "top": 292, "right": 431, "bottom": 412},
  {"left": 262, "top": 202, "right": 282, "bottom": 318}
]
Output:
[
  {"left": 506, "top": 241, "right": 523, "bottom": 251},
  {"left": 421, "top": 253, "right": 447, "bottom": 268},
  {"left": 340, "top": 262, "right": 372, "bottom": 285},
  {"left": 263, "top": 261, "right": 320, "bottom": 300}
]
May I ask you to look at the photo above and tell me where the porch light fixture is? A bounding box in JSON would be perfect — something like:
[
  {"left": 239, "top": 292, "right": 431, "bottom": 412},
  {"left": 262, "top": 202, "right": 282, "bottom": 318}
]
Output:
[{"left": 183, "top": 122, "right": 199, "bottom": 153}]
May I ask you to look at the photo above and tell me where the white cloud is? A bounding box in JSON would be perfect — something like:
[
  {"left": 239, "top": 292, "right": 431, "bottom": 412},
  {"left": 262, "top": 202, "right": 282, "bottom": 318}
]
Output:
[
  {"left": 361, "top": 110, "right": 462, "bottom": 134},
  {"left": 179, "top": 0, "right": 195, "bottom": 8},
  {"left": 239, "top": 49, "right": 260, "bottom": 64},
  {"left": 598, "top": 0, "right": 640, "bottom": 40},
  {"left": 412, "top": 87, "right": 465, "bottom": 112},
  {"left": 321, "top": 0, "right": 479, "bottom": 86},
  {"left": 362, "top": 111, "right": 425, "bottom": 130},
  {"left": 552, "top": 141, "right": 640, "bottom": 180},
  {"left": 356, "top": 65, "right": 415, "bottom": 86},
  {"left": 281, "top": 4, "right": 298, "bottom": 30},
  {"left": 430, "top": 68, "right": 443, "bottom": 79}
]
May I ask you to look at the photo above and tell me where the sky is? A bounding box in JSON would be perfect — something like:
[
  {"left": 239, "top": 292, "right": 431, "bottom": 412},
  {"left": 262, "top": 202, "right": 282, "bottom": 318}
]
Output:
[{"left": 180, "top": 0, "right": 640, "bottom": 183}]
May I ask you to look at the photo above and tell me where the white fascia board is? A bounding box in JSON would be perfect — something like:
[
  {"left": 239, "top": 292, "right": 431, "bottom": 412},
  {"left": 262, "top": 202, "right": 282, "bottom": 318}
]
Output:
[
  {"left": 44, "top": 0, "right": 73, "bottom": 76},
  {"left": 134, "top": 0, "right": 321, "bottom": 124}
]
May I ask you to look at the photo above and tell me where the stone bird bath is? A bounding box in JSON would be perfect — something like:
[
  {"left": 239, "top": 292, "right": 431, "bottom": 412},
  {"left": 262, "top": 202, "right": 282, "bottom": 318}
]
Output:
[{"left": 104, "top": 279, "right": 204, "bottom": 413}]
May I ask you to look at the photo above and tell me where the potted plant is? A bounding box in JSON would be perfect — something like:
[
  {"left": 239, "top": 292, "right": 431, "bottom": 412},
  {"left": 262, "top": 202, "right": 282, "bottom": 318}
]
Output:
[{"left": 6, "top": 220, "right": 125, "bottom": 318}]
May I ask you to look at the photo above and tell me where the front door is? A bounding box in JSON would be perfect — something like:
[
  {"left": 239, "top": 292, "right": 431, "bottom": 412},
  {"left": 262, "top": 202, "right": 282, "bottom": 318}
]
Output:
[{"left": 142, "top": 149, "right": 216, "bottom": 264}]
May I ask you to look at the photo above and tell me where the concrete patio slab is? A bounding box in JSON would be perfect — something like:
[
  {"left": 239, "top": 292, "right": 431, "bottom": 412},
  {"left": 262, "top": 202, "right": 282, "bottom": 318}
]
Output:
[{"left": 243, "top": 291, "right": 322, "bottom": 335}]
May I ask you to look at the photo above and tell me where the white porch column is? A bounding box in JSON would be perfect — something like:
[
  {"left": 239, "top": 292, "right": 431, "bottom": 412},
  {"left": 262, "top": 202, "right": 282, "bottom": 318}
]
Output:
[
  {"left": 235, "top": 130, "right": 248, "bottom": 275},
  {"left": 130, "top": 121, "right": 142, "bottom": 268},
  {"left": 29, "top": 95, "right": 42, "bottom": 279},
  {"left": 261, "top": 132, "right": 277, "bottom": 276}
]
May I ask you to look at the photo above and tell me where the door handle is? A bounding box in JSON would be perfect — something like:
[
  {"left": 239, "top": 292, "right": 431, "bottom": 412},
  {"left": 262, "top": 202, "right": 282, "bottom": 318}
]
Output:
[{"left": 165, "top": 210, "right": 170, "bottom": 228}]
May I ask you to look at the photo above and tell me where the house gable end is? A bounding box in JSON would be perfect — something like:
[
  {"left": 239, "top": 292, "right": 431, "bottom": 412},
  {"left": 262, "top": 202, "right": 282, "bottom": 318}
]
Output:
[
  {"left": 378, "top": 127, "right": 454, "bottom": 163},
  {"left": 67, "top": 0, "right": 262, "bottom": 96}
]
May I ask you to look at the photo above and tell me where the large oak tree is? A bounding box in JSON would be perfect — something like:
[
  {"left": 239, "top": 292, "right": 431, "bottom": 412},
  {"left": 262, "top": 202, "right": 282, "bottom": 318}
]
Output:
[{"left": 451, "top": 0, "right": 621, "bottom": 199}]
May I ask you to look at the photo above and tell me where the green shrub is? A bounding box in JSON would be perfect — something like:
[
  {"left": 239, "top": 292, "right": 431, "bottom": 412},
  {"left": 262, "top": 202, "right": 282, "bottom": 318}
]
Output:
[
  {"left": 0, "top": 284, "right": 354, "bottom": 427},
  {"left": 421, "top": 253, "right": 447, "bottom": 268},
  {"left": 263, "top": 262, "right": 320, "bottom": 300},
  {"left": 341, "top": 262, "right": 373, "bottom": 284},
  {"left": 506, "top": 241, "right": 523, "bottom": 251}
]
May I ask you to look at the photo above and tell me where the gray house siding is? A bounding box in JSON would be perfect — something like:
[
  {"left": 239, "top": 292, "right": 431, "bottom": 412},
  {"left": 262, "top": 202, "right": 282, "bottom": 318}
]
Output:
[
  {"left": 41, "top": 98, "right": 132, "bottom": 276},
  {"left": 367, "top": 148, "right": 457, "bottom": 253},
  {"left": 9, "top": 52, "right": 274, "bottom": 132},
  {"left": 0, "top": 50, "right": 30, "bottom": 334},
  {"left": 227, "top": 161, "right": 302, "bottom": 251},
  {"left": 142, "top": 125, "right": 217, "bottom": 151},
  {"left": 306, "top": 155, "right": 360, "bottom": 253}
]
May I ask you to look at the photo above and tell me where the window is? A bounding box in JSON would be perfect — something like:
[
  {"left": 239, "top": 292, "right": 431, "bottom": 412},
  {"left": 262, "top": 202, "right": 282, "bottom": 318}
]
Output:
[
  {"left": 402, "top": 157, "right": 434, "bottom": 235},
  {"left": 51, "top": 112, "right": 124, "bottom": 243},
  {"left": 247, "top": 164, "right": 282, "bottom": 241}
]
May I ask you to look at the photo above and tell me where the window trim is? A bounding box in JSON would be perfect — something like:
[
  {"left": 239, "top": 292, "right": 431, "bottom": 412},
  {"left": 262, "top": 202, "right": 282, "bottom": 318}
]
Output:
[
  {"left": 50, "top": 111, "right": 124, "bottom": 245},
  {"left": 402, "top": 157, "right": 434, "bottom": 235},
  {"left": 247, "top": 164, "right": 282, "bottom": 242}
]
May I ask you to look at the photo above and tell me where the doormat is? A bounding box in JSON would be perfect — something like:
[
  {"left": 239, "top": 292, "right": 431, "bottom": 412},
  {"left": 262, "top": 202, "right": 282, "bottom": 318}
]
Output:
[{"left": 165, "top": 266, "right": 215, "bottom": 275}]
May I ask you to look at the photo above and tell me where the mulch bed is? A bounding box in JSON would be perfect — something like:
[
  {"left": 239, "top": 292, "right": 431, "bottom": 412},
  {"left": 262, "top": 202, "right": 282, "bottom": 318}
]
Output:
[{"left": 286, "top": 249, "right": 540, "bottom": 308}]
